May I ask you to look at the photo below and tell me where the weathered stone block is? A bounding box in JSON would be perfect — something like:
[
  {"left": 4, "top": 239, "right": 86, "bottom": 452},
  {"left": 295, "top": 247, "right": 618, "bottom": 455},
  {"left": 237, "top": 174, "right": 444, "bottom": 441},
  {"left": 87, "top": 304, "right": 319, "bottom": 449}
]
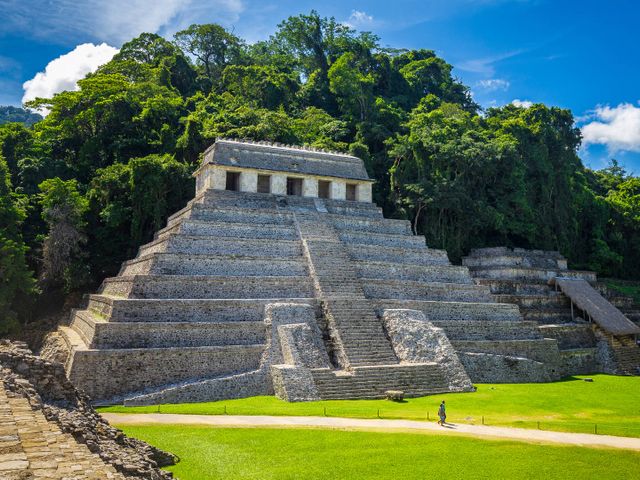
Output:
[{"left": 382, "top": 309, "right": 473, "bottom": 392}]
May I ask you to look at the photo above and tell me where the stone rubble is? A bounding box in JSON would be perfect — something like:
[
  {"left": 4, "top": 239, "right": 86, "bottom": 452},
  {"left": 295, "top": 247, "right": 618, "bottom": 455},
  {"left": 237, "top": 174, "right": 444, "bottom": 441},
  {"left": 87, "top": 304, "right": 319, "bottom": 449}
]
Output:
[{"left": 0, "top": 340, "right": 176, "bottom": 479}]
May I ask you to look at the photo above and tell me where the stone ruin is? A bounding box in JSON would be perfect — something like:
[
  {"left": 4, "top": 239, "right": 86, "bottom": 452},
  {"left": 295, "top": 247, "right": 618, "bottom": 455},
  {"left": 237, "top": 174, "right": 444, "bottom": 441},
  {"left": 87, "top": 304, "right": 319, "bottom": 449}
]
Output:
[
  {"left": 464, "top": 247, "right": 640, "bottom": 376},
  {"left": 42, "top": 139, "right": 640, "bottom": 405},
  {"left": 0, "top": 340, "right": 175, "bottom": 479}
]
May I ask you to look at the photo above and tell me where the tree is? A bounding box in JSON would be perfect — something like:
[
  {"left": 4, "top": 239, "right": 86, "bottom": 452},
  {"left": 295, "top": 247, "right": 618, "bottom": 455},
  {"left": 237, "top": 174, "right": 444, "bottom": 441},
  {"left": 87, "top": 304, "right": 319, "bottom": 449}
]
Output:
[
  {"left": 270, "top": 11, "right": 378, "bottom": 76},
  {"left": 328, "top": 52, "right": 375, "bottom": 121},
  {"left": 86, "top": 154, "right": 193, "bottom": 277},
  {"left": 0, "top": 154, "right": 36, "bottom": 333},
  {"left": 221, "top": 65, "right": 299, "bottom": 109},
  {"left": 113, "top": 33, "right": 180, "bottom": 65},
  {"left": 38, "top": 178, "right": 89, "bottom": 292},
  {"left": 389, "top": 102, "right": 527, "bottom": 260},
  {"left": 174, "top": 24, "right": 244, "bottom": 82}
]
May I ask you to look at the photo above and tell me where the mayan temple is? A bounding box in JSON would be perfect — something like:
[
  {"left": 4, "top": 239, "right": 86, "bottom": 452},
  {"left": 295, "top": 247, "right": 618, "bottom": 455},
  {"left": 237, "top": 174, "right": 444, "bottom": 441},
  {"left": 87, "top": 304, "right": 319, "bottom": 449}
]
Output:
[{"left": 47, "top": 139, "right": 640, "bottom": 405}]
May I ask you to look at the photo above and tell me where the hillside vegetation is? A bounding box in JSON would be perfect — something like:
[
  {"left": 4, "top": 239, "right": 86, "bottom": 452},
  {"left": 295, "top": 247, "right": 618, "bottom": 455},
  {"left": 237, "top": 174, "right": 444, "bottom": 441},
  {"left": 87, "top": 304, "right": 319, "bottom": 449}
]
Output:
[{"left": 1, "top": 11, "right": 639, "bottom": 333}]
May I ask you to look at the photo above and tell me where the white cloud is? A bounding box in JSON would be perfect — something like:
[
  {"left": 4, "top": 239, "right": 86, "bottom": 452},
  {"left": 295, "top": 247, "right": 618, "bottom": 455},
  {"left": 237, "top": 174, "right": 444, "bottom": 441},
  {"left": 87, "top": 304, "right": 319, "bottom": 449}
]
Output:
[
  {"left": 22, "top": 43, "right": 119, "bottom": 111},
  {"left": 2, "top": 0, "right": 244, "bottom": 44},
  {"left": 476, "top": 78, "right": 510, "bottom": 92},
  {"left": 345, "top": 10, "right": 375, "bottom": 28},
  {"left": 581, "top": 102, "right": 640, "bottom": 153},
  {"left": 512, "top": 99, "right": 533, "bottom": 108},
  {"left": 457, "top": 49, "right": 524, "bottom": 76}
]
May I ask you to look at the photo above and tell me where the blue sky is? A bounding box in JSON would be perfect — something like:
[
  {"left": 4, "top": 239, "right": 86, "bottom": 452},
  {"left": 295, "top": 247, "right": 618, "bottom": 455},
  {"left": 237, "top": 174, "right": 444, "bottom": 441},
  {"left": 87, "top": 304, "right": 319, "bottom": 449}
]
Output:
[{"left": 1, "top": 0, "right": 639, "bottom": 173}]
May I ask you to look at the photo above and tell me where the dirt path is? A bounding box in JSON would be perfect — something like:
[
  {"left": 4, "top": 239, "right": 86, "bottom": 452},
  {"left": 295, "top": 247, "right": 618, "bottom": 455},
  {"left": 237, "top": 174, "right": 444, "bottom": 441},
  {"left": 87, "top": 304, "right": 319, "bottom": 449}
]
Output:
[{"left": 103, "top": 413, "right": 640, "bottom": 451}]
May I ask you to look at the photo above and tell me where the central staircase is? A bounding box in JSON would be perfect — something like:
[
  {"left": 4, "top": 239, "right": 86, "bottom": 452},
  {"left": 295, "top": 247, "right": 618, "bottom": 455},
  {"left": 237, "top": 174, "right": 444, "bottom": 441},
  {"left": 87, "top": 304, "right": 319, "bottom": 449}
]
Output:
[{"left": 294, "top": 211, "right": 451, "bottom": 399}]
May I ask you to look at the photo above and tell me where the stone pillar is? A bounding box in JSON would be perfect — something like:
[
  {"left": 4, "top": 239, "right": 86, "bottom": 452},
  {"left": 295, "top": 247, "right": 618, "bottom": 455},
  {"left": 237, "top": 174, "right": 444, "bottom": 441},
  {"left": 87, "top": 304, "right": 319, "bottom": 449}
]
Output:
[
  {"left": 356, "top": 183, "right": 372, "bottom": 203},
  {"left": 303, "top": 177, "right": 318, "bottom": 198},
  {"left": 239, "top": 170, "right": 258, "bottom": 193},
  {"left": 195, "top": 170, "right": 205, "bottom": 195},
  {"left": 271, "top": 174, "right": 287, "bottom": 195},
  {"left": 330, "top": 180, "right": 346, "bottom": 201},
  {"left": 210, "top": 167, "right": 226, "bottom": 191}
]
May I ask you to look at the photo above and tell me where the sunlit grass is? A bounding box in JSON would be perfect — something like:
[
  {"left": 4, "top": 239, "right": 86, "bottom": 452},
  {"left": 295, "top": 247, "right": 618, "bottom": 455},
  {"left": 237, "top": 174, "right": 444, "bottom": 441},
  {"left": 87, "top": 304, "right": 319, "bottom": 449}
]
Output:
[
  {"left": 99, "top": 374, "right": 640, "bottom": 437},
  {"left": 117, "top": 424, "right": 640, "bottom": 480}
]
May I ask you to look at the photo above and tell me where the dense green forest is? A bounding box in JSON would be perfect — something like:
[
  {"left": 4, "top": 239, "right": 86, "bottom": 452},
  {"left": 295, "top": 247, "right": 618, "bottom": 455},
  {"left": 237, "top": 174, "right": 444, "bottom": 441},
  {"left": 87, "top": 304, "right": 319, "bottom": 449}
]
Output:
[{"left": 1, "top": 12, "right": 639, "bottom": 333}]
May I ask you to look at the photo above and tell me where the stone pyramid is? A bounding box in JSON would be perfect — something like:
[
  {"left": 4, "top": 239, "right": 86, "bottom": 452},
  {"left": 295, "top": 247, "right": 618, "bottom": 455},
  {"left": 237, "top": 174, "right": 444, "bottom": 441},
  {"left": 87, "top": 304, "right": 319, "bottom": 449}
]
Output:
[{"left": 49, "top": 140, "right": 564, "bottom": 405}]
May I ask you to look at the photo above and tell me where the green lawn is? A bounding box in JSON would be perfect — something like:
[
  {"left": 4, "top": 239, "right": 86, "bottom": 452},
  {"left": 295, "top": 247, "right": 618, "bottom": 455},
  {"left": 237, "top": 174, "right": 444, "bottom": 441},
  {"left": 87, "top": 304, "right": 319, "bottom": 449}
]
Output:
[
  {"left": 117, "top": 424, "right": 640, "bottom": 480},
  {"left": 604, "top": 279, "right": 640, "bottom": 304},
  {"left": 99, "top": 375, "right": 640, "bottom": 437}
]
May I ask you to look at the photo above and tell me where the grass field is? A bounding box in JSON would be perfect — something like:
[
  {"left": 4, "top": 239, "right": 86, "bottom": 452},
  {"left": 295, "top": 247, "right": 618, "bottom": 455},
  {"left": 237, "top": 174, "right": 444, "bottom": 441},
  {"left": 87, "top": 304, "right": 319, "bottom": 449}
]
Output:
[
  {"left": 117, "top": 424, "right": 640, "bottom": 480},
  {"left": 100, "top": 375, "right": 640, "bottom": 437},
  {"left": 605, "top": 279, "right": 640, "bottom": 304}
]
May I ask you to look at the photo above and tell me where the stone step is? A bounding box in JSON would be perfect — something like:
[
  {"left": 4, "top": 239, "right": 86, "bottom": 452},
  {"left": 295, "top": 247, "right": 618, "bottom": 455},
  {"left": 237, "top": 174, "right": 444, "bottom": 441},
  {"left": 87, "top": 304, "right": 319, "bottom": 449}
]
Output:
[
  {"left": 346, "top": 244, "right": 450, "bottom": 266},
  {"left": 451, "top": 339, "right": 560, "bottom": 363},
  {"left": 494, "top": 293, "right": 569, "bottom": 308},
  {"left": 119, "top": 253, "right": 307, "bottom": 277},
  {"left": 468, "top": 265, "right": 597, "bottom": 283},
  {"left": 322, "top": 297, "right": 398, "bottom": 366},
  {"left": 123, "top": 369, "right": 269, "bottom": 406},
  {"left": 71, "top": 309, "right": 267, "bottom": 349},
  {"left": 99, "top": 275, "right": 314, "bottom": 299},
  {"left": 462, "top": 253, "right": 567, "bottom": 270},
  {"left": 477, "top": 279, "right": 555, "bottom": 295},
  {"left": 0, "top": 384, "right": 128, "bottom": 479},
  {"left": 521, "top": 309, "right": 575, "bottom": 324},
  {"left": 168, "top": 203, "right": 294, "bottom": 227},
  {"left": 198, "top": 189, "right": 384, "bottom": 218},
  {"left": 373, "top": 299, "right": 522, "bottom": 322},
  {"left": 87, "top": 295, "right": 317, "bottom": 323},
  {"left": 311, "top": 364, "right": 450, "bottom": 400},
  {"left": 339, "top": 230, "right": 427, "bottom": 249},
  {"left": 363, "top": 279, "right": 492, "bottom": 303},
  {"left": 138, "top": 234, "right": 303, "bottom": 258},
  {"left": 354, "top": 260, "right": 473, "bottom": 284},
  {"left": 328, "top": 216, "right": 412, "bottom": 235},
  {"left": 433, "top": 320, "right": 543, "bottom": 341},
  {"left": 155, "top": 219, "right": 297, "bottom": 241},
  {"left": 538, "top": 324, "right": 597, "bottom": 349},
  {"left": 63, "top": 339, "right": 265, "bottom": 403}
]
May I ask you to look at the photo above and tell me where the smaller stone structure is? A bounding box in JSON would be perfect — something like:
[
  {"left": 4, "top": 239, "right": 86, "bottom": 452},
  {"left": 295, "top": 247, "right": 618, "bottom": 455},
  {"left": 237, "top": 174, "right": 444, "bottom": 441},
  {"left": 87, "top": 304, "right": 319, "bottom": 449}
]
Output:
[{"left": 463, "top": 247, "right": 640, "bottom": 376}]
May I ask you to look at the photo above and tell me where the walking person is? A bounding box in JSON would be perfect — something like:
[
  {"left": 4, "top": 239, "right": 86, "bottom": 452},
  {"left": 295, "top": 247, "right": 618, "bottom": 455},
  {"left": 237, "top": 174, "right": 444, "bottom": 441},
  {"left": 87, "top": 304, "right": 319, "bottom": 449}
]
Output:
[{"left": 437, "top": 401, "right": 446, "bottom": 426}]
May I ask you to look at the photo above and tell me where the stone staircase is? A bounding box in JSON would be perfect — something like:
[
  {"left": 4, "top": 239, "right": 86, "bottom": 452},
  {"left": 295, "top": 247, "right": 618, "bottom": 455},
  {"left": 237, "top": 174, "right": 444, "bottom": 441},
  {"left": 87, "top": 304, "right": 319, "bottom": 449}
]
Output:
[
  {"left": 609, "top": 334, "right": 640, "bottom": 375},
  {"left": 0, "top": 384, "right": 126, "bottom": 479},
  {"left": 310, "top": 364, "right": 450, "bottom": 400},
  {"left": 293, "top": 211, "right": 447, "bottom": 399}
]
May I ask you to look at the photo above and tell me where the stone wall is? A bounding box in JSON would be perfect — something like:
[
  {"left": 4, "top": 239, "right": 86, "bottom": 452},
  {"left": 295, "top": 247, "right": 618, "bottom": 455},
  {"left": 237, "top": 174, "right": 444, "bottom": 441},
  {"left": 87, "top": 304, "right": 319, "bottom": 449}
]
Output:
[
  {"left": 265, "top": 303, "right": 329, "bottom": 401},
  {"left": 68, "top": 344, "right": 264, "bottom": 401},
  {"left": 458, "top": 352, "right": 559, "bottom": 383},
  {"left": 451, "top": 339, "right": 561, "bottom": 364}
]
